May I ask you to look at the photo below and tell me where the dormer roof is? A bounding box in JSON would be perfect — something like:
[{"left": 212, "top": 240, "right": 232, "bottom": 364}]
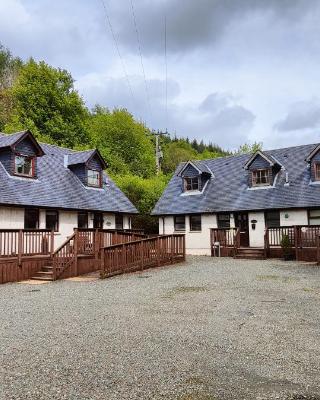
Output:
[
  {"left": 305, "top": 143, "right": 320, "bottom": 162},
  {"left": 177, "top": 160, "right": 212, "bottom": 176},
  {"left": 67, "top": 149, "right": 108, "bottom": 169},
  {"left": 243, "top": 150, "right": 278, "bottom": 170},
  {"left": 0, "top": 130, "right": 44, "bottom": 156}
]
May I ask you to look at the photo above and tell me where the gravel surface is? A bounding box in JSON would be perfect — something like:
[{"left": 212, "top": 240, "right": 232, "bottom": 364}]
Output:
[{"left": 1, "top": 256, "right": 320, "bottom": 400}]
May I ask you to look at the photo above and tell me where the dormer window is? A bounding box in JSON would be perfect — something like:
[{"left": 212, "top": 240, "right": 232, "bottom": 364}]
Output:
[
  {"left": 15, "top": 154, "right": 35, "bottom": 177},
  {"left": 314, "top": 163, "right": 320, "bottom": 181},
  {"left": 184, "top": 177, "right": 199, "bottom": 191},
  {"left": 87, "top": 169, "right": 101, "bottom": 187},
  {"left": 252, "top": 169, "right": 270, "bottom": 186}
]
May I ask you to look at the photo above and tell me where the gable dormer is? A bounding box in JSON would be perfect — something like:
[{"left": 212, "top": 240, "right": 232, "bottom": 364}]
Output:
[
  {"left": 0, "top": 130, "right": 44, "bottom": 178},
  {"left": 178, "top": 160, "right": 212, "bottom": 193},
  {"left": 305, "top": 144, "right": 320, "bottom": 182},
  {"left": 244, "top": 150, "right": 281, "bottom": 188},
  {"left": 67, "top": 149, "right": 107, "bottom": 188}
]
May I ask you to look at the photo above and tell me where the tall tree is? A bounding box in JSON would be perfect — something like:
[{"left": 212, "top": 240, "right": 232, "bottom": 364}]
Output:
[
  {"left": 87, "top": 106, "right": 155, "bottom": 178},
  {"left": 5, "top": 59, "right": 89, "bottom": 147}
]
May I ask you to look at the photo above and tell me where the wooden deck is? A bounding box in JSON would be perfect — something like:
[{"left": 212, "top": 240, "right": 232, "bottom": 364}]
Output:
[
  {"left": 0, "top": 229, "right": 186, "bottom": 284},
  {"left": 211, "top": 225, "right": 320, "bottom": 262}
]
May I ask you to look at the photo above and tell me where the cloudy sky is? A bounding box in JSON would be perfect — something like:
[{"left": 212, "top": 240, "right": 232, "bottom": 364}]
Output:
[{"left": 1, "top": 0, "right": 320, "bottom": 150}]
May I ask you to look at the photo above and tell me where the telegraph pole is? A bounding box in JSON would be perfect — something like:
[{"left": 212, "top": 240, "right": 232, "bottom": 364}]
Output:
[{"left": 150, "top": 130, "right": 169, "bottom": 175}]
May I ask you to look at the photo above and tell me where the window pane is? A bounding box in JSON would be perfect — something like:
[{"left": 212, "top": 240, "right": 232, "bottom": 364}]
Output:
[
  {"left": 174, "top": 215, "right": 185, "bottom": 231},
  {"left": 265, "top": 211, "right": 280, "bottom": 228},
  {"left": 78, "top": 212, "right": 88, "bottom": 228},
  {"left": 24, "top": 209, "right": 39, "bottom": 229},
  {"left": 115, "top": 215, "right": 123, "bottom": 230},
  {"left": 15, "top": 155, "right": 33, "bottom": 176},
  {"left": 190, "top": 214, "right": 201, "bottom": 231},
  {"left": 87, "top": 169, "right": 100, "bottom": 187},
  {"left": 93, "top": 213, "right": 103, "bottom": 229},
  {"left": 217, "top": 213, "right": 230, "bottom": 229},
  {"left": 184, "top": 177, "right": 199, "bottom": 191},
  {"left": 46, "top": 211, "right": 59, "bottom": 231},
  {"left": 252, "top": 169, "right": 270, "bottom": 186}
]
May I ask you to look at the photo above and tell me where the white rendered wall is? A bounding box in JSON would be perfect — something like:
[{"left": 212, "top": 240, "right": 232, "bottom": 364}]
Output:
[
  {"left": 280, "top": 209, "right": 308, "bottom": 226},
  {"left": 54, "top": 211, "right": 78, "bottom": 249},
  {"left": 0, "top": 207, "right": 24, "bottom": 229},
  {"left": 160, "top": 214, "right": 217, "bottom": 255},
  {"left": 103, "top": 213, "right": 116, "bottom": 229},
  {"left": 248, "top": 211, "right": 265, "bottom": 247}
]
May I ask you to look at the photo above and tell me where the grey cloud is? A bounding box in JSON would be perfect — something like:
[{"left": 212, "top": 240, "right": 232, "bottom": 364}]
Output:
[
  {"left": 110, "top": 0, "right": 318, "bottom": 55},
  {"left": 274, "top": 99, "right": 320, "bottom": 132}
]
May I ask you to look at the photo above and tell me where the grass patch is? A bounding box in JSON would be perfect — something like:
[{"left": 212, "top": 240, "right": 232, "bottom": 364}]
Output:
[
  {"left": 256, "top": 275, "right": 297, "bottom": 283},
  {"left": 163, "top": 286, "right": 209, "bottom": 300}
]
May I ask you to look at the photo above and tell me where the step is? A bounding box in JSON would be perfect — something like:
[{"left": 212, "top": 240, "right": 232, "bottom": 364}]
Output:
[
  {"left": 32, "top": 271, "right": 54, "bottom": 279},
  {"left": 30, "top": 276, "right": 54, "bottom": 281},
  {"left": 42, "top": 266, "right": 53, "bottom": 272}
]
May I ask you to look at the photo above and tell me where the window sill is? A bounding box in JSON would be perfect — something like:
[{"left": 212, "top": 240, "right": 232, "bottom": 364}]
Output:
[
  {"left": 188, "top": 230, "right": 202, "bottom": 233},
  {"left": 180, "top": 190, "right": 202, "bottom": 196}
]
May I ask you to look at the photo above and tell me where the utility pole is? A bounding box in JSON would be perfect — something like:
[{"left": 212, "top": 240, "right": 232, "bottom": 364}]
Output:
[{"left": 150, "top": 130, "right": 169, "bottom": 175}]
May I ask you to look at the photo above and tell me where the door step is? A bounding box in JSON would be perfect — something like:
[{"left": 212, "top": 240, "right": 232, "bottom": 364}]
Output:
[
  {"left": 235, "top": 248, "right": 265, "bottom": 260},
  {"left": 30, "top": 267, "right": 54, "bottom": 281}
]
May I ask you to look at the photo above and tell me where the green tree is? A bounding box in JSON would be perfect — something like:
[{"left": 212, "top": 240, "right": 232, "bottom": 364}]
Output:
[
  {"left": 5, "top": 59, "right": 89, "bottom": 147},
  {"left": 235, "top": 142, "right": 263, "bottom": 155},
  {"left": 0, "top": 44, "right": 22, "bottom": 130},
  {"left": 87, "top": 106, "right": 155, "bottom": 178},
  {"left": 162, "top": 140, "right": 197, "bottom": 174},
  {"left": 114, "top": 174, "right": 169, "bottom": 232}
]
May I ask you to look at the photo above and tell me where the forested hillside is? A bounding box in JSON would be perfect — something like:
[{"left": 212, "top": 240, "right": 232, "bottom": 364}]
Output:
[{"left": 0, "top": 44, "right": 258, "bottom": 231}]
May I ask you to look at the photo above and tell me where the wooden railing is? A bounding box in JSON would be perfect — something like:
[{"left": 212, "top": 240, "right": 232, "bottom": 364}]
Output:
[
  {"left": 233, "top": 228, "right": 240, "bottom": 256},
  {"left": 266, "top": 225, "right": 320, "bottom": 248},
  {"left": 52, "top": 232, "right": 76, "bottom": 280},
  {"left": 267, "top": 226, "right": 295, "bottom": 247},
  {"left": 0, "top": 229, "right": 54, "bottom": 261},
  {"left": 101, "top": 234, "right": 185, "bottom": 278},
  {"left": 211, "top": 228, "right": 236, "bottom": 247}
]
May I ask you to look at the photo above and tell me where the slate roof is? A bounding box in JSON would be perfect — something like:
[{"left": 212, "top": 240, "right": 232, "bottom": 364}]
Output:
[
  {"left": 0, "top": 133, "right": 137, "bottom": 214},
  {"left": 152, "top": 143, "right": 320, "bottom": 215},
  {"left": 67, "top": 149, "right": 96, "bottom": 166},
  {"left": 0, "top": 131, "right": 27, "bottom": 148}
]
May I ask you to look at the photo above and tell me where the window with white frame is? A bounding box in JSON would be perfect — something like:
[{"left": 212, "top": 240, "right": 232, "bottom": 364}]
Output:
[
  {"left": 309, "top": 209, "right": 320, "bottom": 225},
  {"left": 252, "top": 169, "right": 270, "bottom": 186},
  {"left": 15, "top": 154, "right": 34, "bottom": 177},
  {"left": 87, "top": 169, "right": 101, "bottom": 187},
  {"left": 174, "top": 215, "right": 185, "bottom": 231},
  {"left": 184, "top": 177, "right": 199, "bottom": 191}
]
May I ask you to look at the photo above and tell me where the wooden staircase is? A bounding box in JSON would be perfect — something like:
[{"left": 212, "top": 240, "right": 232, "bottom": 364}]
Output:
[
  {"left": 235, "top": 247, "right": 265, "bottom": 260},
  {"left": 31, "top": 260, "right": 54, "bottom": 281}
]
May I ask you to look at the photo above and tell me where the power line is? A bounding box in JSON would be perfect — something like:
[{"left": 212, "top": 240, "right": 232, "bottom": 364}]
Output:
[
  {"left": 164, "top": 13, "right": 168, "bottom": 132},
  {"left": 129, "top": 0, "right": 153, "bottom": 120},
  {"left": 100, "top": 0, "right": 135, "bottom": 107}
]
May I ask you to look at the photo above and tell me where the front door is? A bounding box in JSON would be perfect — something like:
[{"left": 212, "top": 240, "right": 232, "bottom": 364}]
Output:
[{"left": 234, "top": 212, "right": 249, "bottom": 247}]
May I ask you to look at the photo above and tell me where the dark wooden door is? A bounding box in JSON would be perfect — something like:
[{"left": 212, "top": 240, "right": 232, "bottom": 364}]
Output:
[{"left": 235, "top": 212, "right": 249, "bottom": 247}]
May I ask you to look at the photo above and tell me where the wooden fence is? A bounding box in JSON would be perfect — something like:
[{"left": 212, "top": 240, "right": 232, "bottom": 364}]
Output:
[
  {"left": 0, "top": 229, "right": 54, "bottom": 259},
  {"left": 101, "top": 234, "right": 185, "bottom": 278}
]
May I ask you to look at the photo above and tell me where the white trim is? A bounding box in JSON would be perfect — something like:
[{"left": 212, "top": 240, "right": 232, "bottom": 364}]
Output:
[
  {"left": 305, "top": 144, "right": 320, "bottom": 162},
  {"left": 244, "top": 150, "right": 275, "bottom": 170},
  {"left": 247, "top": 172, "right": 279, "bottom": 190},
  {"left": 0, "top": 161, "right": 40, "bottom": 182},
  {"left": 178, "top": 160, "right": 202, "bottom": 176},
  {"left": 180, "top": 178, "right": 210, "bottom": 196}
]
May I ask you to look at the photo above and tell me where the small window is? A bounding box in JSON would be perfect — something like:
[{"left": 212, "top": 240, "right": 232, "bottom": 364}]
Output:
[
  {"left": 190, "top": 214, "right": 201, "bottom": 231},
  {"left": 265, "top": 211, "right": 280, "bottom": 228},
  {"left": 314, "top": 163, "right": 320, "bottom": 181},
  {"left": 93, "top": 212, "right": 103, "bottom": 229},
  {"left": 15, "top": 155, "right": 34, "bottom": 177},
  {"left": 87, "top": 169, "right": 101, "bottom": 187},
  {"left": 174, "top": 215, "right": 185, "bottom": 231},
  {"left": 309, "top": 209, "right": 320, "bottom": 225},
  {"left": 115, "top": 214, "right": 123, "bottom": 230},
  {"left": 184, "top": 177, "right": 199, "bottom": 191},
  {"left": 46, "top": 210, "right": 59, "bottom": 231},
  {"left": 24, "top": 208, "right": 39, "bottom": 229},
  {"left": 78, "top": 212, "right": 88, "bottom": 229},
  {"left": 217, "top": 213, "right": 230, "bottom": 229},
  {"left": 252, "top": 169, "right": 270, "bottom": 186}
]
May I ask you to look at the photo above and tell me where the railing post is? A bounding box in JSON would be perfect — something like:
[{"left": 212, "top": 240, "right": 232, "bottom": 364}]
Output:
[
  {"left": 18, "top": 229, "right": 23, "bottom": 267},
  {"left": 74, "top": 229, "right": 78, "bottom": 276},
  {"left": 171, "top": 235, "right": 174, "bottom": 263},
  {"left": 50, "top": 229, "right": 54, "bottom": 257},
  {"left": 157, "top": 236, "right": 161, "bottom": 267},
  {"left": 294, "top": 226, "right": 298, "bottom": 261}
]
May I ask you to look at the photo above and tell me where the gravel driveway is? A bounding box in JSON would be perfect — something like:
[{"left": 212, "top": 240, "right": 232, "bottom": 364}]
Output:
[{"left": 1, "top": 256, "right": 320, "bottom": 400}]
